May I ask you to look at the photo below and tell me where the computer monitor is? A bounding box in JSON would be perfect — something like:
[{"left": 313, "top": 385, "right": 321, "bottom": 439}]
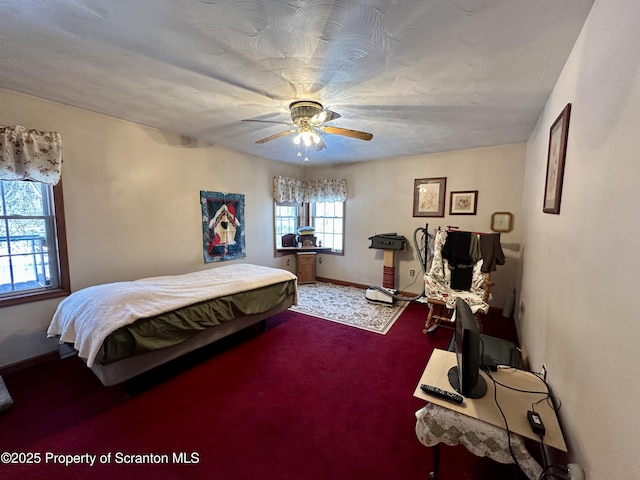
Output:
[{"left": 448, "top": 297, "right": 487, "bottom": 399}]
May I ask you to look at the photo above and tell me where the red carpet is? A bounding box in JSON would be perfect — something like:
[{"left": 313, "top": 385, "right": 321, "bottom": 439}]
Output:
[{"left": 0, "top": 302, "right": 528, "bottom": 479}]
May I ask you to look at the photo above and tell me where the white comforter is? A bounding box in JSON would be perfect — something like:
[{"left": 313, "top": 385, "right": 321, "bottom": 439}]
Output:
[{"left": 47, "top": 263, "right": 297, "bottom": 367}]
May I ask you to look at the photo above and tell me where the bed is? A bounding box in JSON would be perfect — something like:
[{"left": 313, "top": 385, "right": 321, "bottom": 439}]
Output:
[{"left": 47, "top": 263, "right": 297, "bottom": 386}]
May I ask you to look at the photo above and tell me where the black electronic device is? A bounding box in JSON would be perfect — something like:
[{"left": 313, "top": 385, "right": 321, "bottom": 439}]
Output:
[
  {"left": 447, "top": 298, "right": 488, "bottom": 399},
  {"left": 420, "top": 384, "right": 464, "bottom": 404},
  {"left": 368, "top": 233, "right": 406, "bottom": 250},
  {"left": 527, "top": 410, "right": 546, "bottom": 435}
]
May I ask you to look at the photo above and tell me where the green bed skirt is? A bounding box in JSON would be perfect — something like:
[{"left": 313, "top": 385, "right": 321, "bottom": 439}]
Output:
[{"left": 96, "top": 280, "right": 295, "bottom": 365}]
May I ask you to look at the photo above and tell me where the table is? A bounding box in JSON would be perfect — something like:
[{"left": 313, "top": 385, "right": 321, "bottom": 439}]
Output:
[{"left": 413, "top": 349, "right": 567, "bottom": 479}]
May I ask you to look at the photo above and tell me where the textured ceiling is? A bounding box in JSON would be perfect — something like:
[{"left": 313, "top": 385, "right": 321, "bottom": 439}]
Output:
[{"left": 0, "top": 0, "right": 594, "bottom": 165}]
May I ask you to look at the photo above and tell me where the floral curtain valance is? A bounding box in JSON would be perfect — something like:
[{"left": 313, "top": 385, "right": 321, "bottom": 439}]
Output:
[
  {"left": 273, "top": 176, "right": 348, "bottom": 203},
  {"left": 273, "top": 176, "right": 305, "bottom": 203},
  {"left": 0, "top": 125, "right": 62, "bottom": 185}
]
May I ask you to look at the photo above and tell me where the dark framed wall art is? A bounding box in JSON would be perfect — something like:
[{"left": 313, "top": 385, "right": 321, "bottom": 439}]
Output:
[
  {"left": 449, "top": 190, "right": 478, "bottom": 215},
  {"left": 413, "top": 177, "right": 447, "bottom": 217},
  {"left": 543, "top": 103, "right": 571, "bottom": 214}
]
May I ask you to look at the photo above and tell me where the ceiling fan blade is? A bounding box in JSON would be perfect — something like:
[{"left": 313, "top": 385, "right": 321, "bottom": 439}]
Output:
[
  {"left": 320, "top": 125, "right": 373, "bottom": 141},
  {"left": 310, "top": 109, "right": 341, "bottom": 125},
  {"left": 242, "top": 119, "right": 294, "bottom": 126},
  {"left": 255, "top": 129, "right": 296, "bottom": 144}
]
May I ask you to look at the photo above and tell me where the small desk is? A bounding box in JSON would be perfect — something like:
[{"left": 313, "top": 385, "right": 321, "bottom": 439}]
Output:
[
  {"left": 296, "top": 251, "right": 317, "bottom": 283},
  {"left": 278, "top": 247, "right": 332, "bottom": 284},
  {"left": 414, "top": 349, "right": 566, "bottom": 479}
]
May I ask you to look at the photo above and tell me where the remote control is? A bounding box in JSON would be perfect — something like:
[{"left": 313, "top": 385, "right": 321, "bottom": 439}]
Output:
[{"left": 420, "top": 384, "right": 464, "bottom": 404}]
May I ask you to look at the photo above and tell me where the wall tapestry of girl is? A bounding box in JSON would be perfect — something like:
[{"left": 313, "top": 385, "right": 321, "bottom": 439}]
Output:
[{"left": 200, "top": 191, "right": 246, "bottom": 263}]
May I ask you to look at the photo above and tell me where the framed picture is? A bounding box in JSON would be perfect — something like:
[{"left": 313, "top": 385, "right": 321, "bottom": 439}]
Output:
[
  {"left": 543, "top": 103, "right": 571, "bottom": 214},
  {"left": 413, "top": 177, "right": 446, "bottom": 217},
  {"left": 449, "top": 190, "right": 478, "bottom": 215}
]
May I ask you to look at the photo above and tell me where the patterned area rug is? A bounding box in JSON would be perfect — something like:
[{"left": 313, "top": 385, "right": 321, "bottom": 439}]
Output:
[{"left": 290, "top": 282, "right": 408, "bottom": 334}]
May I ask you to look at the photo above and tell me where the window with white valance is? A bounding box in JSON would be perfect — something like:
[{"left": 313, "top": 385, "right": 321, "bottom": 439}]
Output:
[
  {"left": 273, "top": 176, "right": 347, "bottom": 254},
  {"left": 0, "top": 126, "right": 69, "bottom": 306}
]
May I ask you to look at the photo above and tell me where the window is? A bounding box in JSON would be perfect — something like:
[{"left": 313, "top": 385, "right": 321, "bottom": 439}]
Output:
[
  {"left": 311, "top": 201, "right": 344, "bottom": 253},
  {"left": 274, "top": 202, "right": 300, "bottom": 248},
  {"left": 0, "top": 180, "right": 70, "bottom": 307},
  {"left": 274, "top": 200, "right": 345, "bottom": 254}
]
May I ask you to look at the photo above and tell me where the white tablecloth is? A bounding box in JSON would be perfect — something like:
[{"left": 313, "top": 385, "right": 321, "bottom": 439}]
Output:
[{"left": 415, "top": 402, "right": 543, "bottom": 480}]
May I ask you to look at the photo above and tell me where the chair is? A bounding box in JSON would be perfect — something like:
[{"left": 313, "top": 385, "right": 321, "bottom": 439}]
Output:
[{"left": 423, "top": 229, "right": 494, "bottom": 333}]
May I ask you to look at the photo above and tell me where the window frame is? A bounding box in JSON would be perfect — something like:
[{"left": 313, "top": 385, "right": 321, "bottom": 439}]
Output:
[
  {"left": 309, "top": 201, "right": 345, "bottom": 254},
  {"left": 274, "top": 201, "right": 302, "bottom": 251},
  {"left": 274, "top": 200, "right": 345, "bottom": 256},
  {"left": 0, "top": 179, "right": 70, "bottom": 308}
]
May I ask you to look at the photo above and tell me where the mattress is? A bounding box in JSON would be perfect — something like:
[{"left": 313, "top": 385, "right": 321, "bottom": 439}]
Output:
[
  {"left": 96, "top": 280, "right": 295, "bottom": 364},
  {"left": 48, "top": 263, "right": 298, "bottom": 367}
]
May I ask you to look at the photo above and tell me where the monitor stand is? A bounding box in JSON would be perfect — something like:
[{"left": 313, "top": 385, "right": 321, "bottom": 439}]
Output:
[{"left": 448, "top": 366, "right": 488, "bottom": 399}]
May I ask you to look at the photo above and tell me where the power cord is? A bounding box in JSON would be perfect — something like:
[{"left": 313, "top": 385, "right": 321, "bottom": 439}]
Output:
[
  {"left": 480, "top": 338, "right": 570, "bottom": 479},
  {"left": 539, "top": 464, "right": 568, "bottom": 478},
  {"left": 482, "top": 347, "right": 572, "bottom": 480},
  {"left": 478, "top": 338, "right": 523, "bottom": 472},
  {"left": 490, "top": 366, "right": 561, "bottom": 412}
]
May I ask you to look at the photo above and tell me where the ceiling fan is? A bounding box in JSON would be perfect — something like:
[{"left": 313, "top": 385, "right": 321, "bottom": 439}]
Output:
[{"left": 242, "top": 101, "right": 373, "bottom": 151}]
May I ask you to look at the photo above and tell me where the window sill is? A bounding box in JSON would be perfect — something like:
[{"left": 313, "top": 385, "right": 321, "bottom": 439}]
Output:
[
  {"left": 275, "top": 247, "right": 340, "bottom": 257},
  {"left": 0, "top": 287, "right": 70, "bottom": 308}
]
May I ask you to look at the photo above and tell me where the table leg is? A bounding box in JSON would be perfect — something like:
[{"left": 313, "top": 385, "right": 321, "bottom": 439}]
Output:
[{"left": 429, "top": 444, "right": 440, "bottom": 479}]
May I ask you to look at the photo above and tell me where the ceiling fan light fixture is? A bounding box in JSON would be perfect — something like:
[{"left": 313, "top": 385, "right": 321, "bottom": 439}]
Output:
[
  {"left": 244, "top": 100, "right": 372, "bottom": 151},
  {"left": 289, "top": 101, "right": 323, "bottom": 126}
]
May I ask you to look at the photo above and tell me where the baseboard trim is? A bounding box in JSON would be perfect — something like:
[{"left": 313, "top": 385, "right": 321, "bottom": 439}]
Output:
[
  {"left": 316, "top": 276, "right": 369, "bottom": 290},
  {"left": 315, "top": 277, "right": 420, "bottom": 299},
  {"left": 0, "top": 350, "right": 59, "bottom": 376}
]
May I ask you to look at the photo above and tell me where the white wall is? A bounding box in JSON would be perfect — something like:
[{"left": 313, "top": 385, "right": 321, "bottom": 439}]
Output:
[
  {"left": 0, "top": 87, "right": 528, "bottom": 368},
  {"left": 2, "top": 3, "right": 634, "bottom": 477},
  {"left": 0, "top": 89, "right": 301, "bottom": 368},
  {"left": 519, "top": 0, "right": 640, "bottom": 477},
  {"left": 310, "top": 144, "right": 526, "bottom": 308}
]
